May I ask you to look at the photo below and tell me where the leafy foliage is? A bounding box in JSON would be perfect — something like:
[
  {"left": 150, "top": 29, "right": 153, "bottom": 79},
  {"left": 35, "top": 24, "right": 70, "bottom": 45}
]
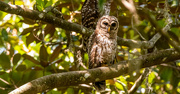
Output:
[{"left": 0, "top": 0, "right": 180, "bottom": 94}]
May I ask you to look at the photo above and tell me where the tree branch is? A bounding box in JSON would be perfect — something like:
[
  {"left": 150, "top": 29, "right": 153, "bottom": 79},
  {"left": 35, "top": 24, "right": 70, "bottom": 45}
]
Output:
[
  {"left": 128, "top": 68, "right": 150, "bottom": 94},
  {"left": 118, "top": 37, "right": 154, "bottom": 49},
  {"left": 9, "top": 47, "right": 180, "bottom": 94},
  {"left": 0, "top": 1, "right": 160, "bottom": 50},
  {"left": 0, "top": 1, "right": 90, "bottom": 35},
  {"left": 139, "top": 8, "right": 180, "bottom": 53}
]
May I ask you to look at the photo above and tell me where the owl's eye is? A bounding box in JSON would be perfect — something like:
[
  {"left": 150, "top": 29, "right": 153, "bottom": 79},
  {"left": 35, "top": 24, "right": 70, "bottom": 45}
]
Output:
[
  {"left": 103, "top": 22, "right": 108, "bottom": 26},
  {"left": 111, "top": 23, "right": 116, "bottom": 27}
]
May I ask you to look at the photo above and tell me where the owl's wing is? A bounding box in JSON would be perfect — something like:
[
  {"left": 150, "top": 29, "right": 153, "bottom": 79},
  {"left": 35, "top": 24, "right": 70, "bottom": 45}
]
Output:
[
  {"left": 81, "top": 0, "right": 100, "bottom": 51},
  {"left": 88, "top": 31, "right": 102, "bottom": 69},
  {"left": 81, "top": 0, "right": 99, "bottom": 29}
]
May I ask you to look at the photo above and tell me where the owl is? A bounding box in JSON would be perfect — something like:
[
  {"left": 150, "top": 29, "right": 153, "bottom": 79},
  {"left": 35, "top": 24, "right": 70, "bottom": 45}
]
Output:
[
  {"left": 81, "top": 0, "right": 100, "bottom": 51},
  {"left": 88, "top": 15, "right": 119, "bottom": 91}
]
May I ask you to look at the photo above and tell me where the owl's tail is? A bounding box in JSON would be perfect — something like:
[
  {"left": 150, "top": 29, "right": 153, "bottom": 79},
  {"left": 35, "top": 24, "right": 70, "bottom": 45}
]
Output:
[{"left": 93, "top": 80, "right": 106, "bottom": 92}]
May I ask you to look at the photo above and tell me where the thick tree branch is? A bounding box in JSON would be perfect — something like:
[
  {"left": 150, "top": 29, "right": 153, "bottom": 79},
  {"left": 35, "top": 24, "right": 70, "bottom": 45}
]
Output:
[
  {"left": 0, "top": 1, "right": 177, "bottom": 51},
  {"left": 118, "top": 37, "right": 153, "bottom": 49},
  {"left": 9, "top": 47, "right": 180, "bottom": 94},
  {"left": 1, "top": 1, "right": 179, "bottom": 94},
  {"left": 0, "top": 1, "right": 159, "bottom": 49},
  {"left": 0, "top": 1, "right": 90, "bottom": 35}
]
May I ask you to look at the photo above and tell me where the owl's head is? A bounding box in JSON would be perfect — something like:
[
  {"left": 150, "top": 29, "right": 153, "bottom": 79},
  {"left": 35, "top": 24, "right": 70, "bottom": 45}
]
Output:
[{"left": 96, "top": 15, "right": 119, "bottom": 36}]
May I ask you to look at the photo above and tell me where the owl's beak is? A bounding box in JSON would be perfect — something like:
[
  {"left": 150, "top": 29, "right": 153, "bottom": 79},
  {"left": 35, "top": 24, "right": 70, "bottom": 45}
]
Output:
[{"left": 108, "top": 27, "right": 111, "bottom": 32}]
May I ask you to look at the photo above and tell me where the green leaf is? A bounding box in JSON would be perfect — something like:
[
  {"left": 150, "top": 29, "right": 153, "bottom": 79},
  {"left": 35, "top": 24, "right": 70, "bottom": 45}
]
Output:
[
  {"left": 8, "top": 35, "right": 19, "bottom": 46},
  {"left": 44, "top": 24, "right": 55, "bottom": 37},
  {"left": 160, "top": 67, "right": 172, "bottom": 82},
  {"left": 22, "top": 54, "right": 40, "bottom": 65},
  {"left": 45, "top": 0, "right": 53, "bottom": 7},
  {"left": 157, "top": 20, "right": 165, "bottom": 28},
  {"left": 115, "top": 81, "right": 125, "bottom": 90},
  {"left": 0, "top": 73, "right": 10, "bottom": 93},
  {"left": 20, "top": 17, "right": 36, "bottom": 25},
  {"left": 171, "top": 0, "right": 179, "bottom": 7},
  {"left": 20, "top": 27, "right": 34, "bottom": 35},
  {"left": 1, "top": 29, "right": 8, "bottom": 41},
  {"left": 13, "top": 53, "right": 21, "bottom": 66},
  {"left": 21, "top": 70, "right": 43, "bottom": 84},
  {"left": 171, "top": 27, "right": 180, "bottom": 37},
  {"left": 170, "top": 73, "right": 180, "bottom": 89},
  {"left": 39, "top": 44, "right": 49, "bottom": 67},
  {"left": 36, "top": 5, "right": 43, "bottom": 11},
  {"left": 0, "top": 37, "right": 4, "bottom": 47},
  {"left": 65, "top": 88, "right": 74, "bottom": 94},
  {"left": 44, "top": 0, "right": 48, "bottom": 6},
  {"left": 26, "top": 33, "right": 35, "bottom": 46},
  {"left": 16, "top": 65, "right": 26, "bottom": 71},
  {"left": 168, "top": 30, "right": 180, "bottom": 42},
  {"left": 61, "top": 7, "right": 70, "bottom": 15},
  {"left": 36, "top": 0, "right": 44, "bottom": 11},
  {"left": 0, "top": 53, "right": 11, "bottom": 69},
  {"left": 9, "top": 70, "right": 23, "bottom": 85},
  {"left": 50, "top": 45, "right": 62, "bottom": 62},
  {"left": 36, "top": 0, "right": 42, "bottom": 5},
  {"left": 148, "top": 71, "right": 155, "bottom": 84}
]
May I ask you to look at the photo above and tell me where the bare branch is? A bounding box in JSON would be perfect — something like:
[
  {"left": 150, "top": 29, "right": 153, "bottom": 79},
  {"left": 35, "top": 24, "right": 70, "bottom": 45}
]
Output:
[
  {"left": 0, "top": 1, "right": 162, "bottom": 50},
  {"left": 117, "top": 37, "right": 153, "bottom": 49},
  {"left": 128, "top": 68, "right": 150, "bottom": 94},
  {"left": 0, "top": 1, "right": 90, "bottom": 36},
  {"left": 139, "top": 8, "right": 180, "bottom": 53},
  {"left": 9, "top": 47, "right": 180, "bottom": 94},
  {"left": 120, "top": 0, "right": 140, "bottom": 24}
]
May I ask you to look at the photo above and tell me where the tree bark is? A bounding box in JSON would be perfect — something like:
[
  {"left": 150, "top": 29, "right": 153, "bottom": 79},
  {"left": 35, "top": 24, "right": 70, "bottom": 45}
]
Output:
[
  {"left": 9, "top": 47, "right": 180, "bottom": 94},
  {"left": 0, "top": 1, "right": 158, "bottom": 49}
]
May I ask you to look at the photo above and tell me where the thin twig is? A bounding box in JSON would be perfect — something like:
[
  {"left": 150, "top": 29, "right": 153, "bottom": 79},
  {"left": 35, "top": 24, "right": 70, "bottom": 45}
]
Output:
[
  {"left": 128, "top": 68, "right": 150, "bottom": 94},
  {"left": 131, "top": 16, "right": 146, "bottom": 41},
  {"left": 160, "top": 63, "right": 180, "bottom": 70},
  {"left": 116, "top": 80, "right": 128, "bottom": 94},
  {"left": 141, "top": 8, "right": 180, "bottom": 53},
  {"left": 121, "top": 0, "right": 140, "bottom": 24}
]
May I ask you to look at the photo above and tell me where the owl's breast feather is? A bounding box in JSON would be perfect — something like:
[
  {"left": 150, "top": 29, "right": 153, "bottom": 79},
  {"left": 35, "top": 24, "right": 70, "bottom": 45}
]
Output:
[{"left": 99, "top": 37, "right": 117, "bottom": 63}]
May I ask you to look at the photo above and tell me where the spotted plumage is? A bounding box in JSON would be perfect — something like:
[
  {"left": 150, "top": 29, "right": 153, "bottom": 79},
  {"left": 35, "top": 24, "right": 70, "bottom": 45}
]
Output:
[
  {"left": 88, "top": 15, "right": 119, "bottom": 91},
  {"left": 81, "top": 0, "right": 100, "bottom": 51},
  {"left": 81, "top": 0, "right": 100, "bottom": 29}
]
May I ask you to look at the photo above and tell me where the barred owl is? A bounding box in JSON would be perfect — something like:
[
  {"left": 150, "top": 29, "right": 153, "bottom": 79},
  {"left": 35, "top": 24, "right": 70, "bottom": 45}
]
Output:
[
  {"left": 81, "top": 0, "right": 100, "bottom": 51},
  {"left": 88, "top": 15, "right": 119, "bottom": 91}
]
